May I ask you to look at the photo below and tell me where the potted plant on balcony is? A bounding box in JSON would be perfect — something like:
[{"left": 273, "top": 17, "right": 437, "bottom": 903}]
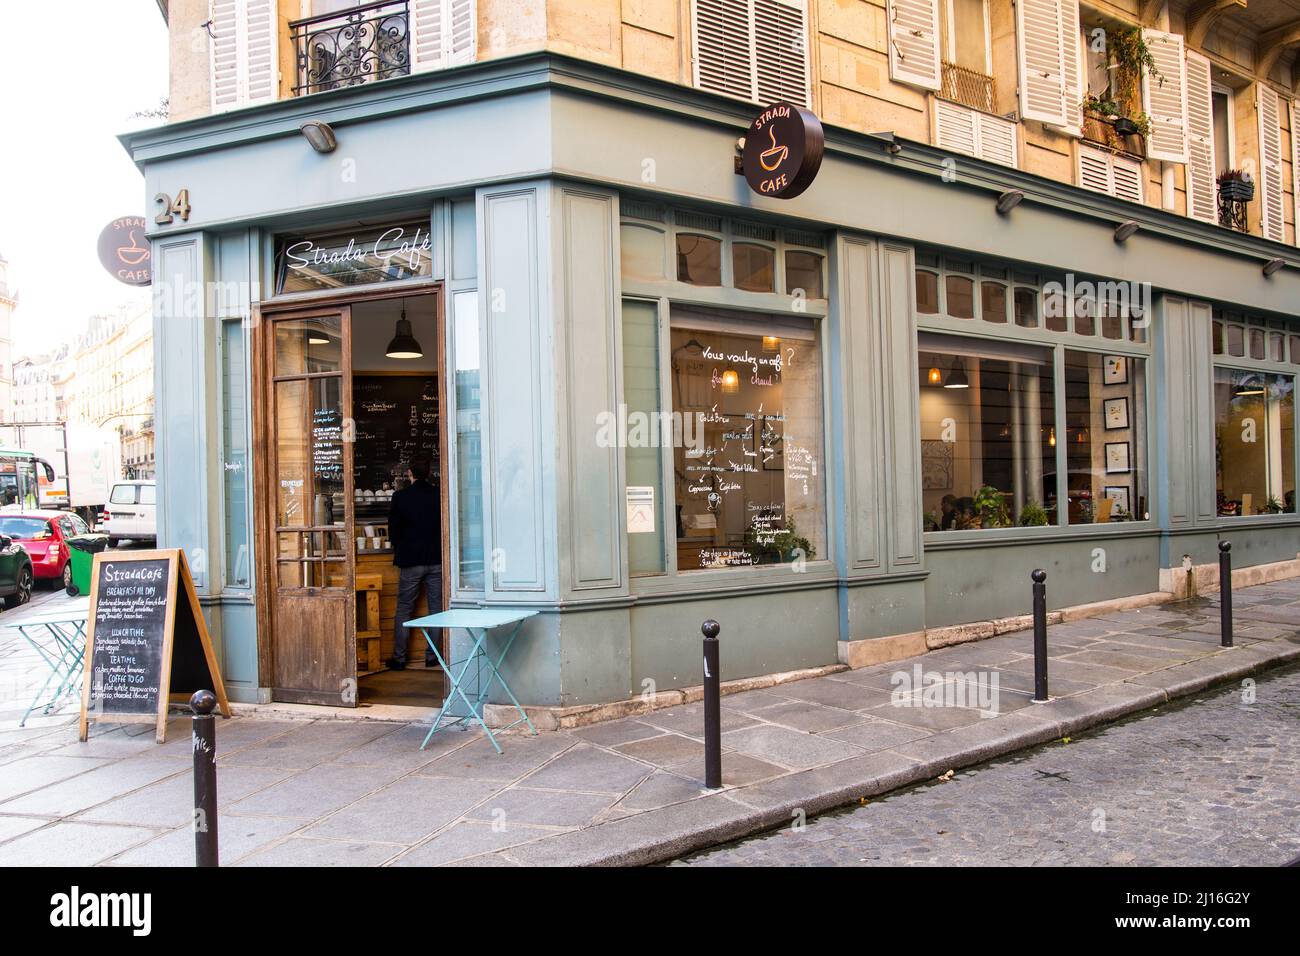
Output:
[
  {"left": 1080, "top": 28, "right": 1160, "bottom": 156},
  {"left": 1218, "top": 169, "right": 1255, "bottom": 202}
]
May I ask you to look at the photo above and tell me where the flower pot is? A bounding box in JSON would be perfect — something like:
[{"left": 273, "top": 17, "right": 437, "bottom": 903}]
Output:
[
  {"left": 1219, "top": 178, "right": 1255, "bottom": 202},
  {"left": 1112, "top": 117, "right": 1140, "bottom": 136}
]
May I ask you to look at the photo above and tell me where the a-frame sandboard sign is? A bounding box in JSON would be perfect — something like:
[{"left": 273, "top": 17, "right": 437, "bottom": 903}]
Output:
[{"left": 79, "top": 548, "right": 231, "bottom": 743}]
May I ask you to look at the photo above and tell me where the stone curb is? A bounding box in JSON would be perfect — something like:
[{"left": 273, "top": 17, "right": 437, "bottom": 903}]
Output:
[{"left": 493, "top": 640, "right": 1299, "bottom": 867}]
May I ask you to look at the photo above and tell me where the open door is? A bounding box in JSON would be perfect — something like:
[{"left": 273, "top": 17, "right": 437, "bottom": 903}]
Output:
[{"left": 266, "top": 306, "right": 357, "bottom": 705}]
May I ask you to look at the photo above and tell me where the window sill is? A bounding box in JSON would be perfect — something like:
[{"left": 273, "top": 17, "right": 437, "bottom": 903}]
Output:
[{"left": 923, "top": 521, "right": 1159, "bottom": 550}]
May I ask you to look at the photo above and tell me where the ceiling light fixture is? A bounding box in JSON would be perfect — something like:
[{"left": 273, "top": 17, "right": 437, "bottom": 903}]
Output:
[
  {"left": 300, "top": 120, "right": 338, "bottom": 154},
  {"left": 385, "top": 300, "right": 423, "bottom": 359},
  {"left": 943, "top": 360, "right": 969, "bottom": 389},
  {"left": 720, "top": 369, "right": 740, "bottom": 393},
  {"left": 928, "top": 366, "right": 942, "bottom": 385},
  {"left": 996, "top": 190, "right": 1024, "bottom": 215},
  {"left": 1234, "top": 377, "right": 1266, "bottom": 398}
]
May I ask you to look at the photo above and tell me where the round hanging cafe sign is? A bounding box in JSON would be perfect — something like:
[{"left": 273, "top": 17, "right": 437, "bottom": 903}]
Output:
[
  {"left": 97, "top": 216, "right": 152, "bottom": 286},
  {"left": 741, "top": 103, "right": 825, "bottom": 200}
]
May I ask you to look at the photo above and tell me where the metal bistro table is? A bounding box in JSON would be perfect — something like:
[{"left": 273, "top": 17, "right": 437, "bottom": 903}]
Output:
[
  {"left": 404, "top": 608, "right": 538, "bottom": 754},
  {"left": 6, "top": 598, "right": 91, "bottom": 726}
]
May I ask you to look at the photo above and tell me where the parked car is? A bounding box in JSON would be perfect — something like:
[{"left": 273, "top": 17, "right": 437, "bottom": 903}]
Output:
[
  {"left": 0, "top": 528, "right": 34, "bottom": 610},
  {"left": 101, "top": 480, "right": 157, "bottom": 546},
  {"left": 0, "top": 510, "right": 100, "bottom": 592}
]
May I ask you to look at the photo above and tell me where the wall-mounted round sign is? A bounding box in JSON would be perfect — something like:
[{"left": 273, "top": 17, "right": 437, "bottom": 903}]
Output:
[
  {"left": 741, "top": 103, "right": 825, "bottom": 200},
  {"left": 97, "top": 216, "right": 151, "bottom": 286}
]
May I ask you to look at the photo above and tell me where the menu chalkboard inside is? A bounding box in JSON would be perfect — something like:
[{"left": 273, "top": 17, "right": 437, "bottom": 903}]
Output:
[
  {"left": 79, "top": 549, "right": 230, "bottom": 743},
  {"left": 351, "top": 374, "right": 440, "bottom": 493}
]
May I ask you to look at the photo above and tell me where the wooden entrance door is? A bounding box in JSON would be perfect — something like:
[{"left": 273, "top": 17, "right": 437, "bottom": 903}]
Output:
[{"left": 265, "top": 306, "right": 356, "bottom": 705}]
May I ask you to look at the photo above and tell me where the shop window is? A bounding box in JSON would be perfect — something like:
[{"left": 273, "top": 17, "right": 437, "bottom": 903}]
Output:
[
  {"left": 1213, "top": 321, "right": 1224, "bottom": 355},
  {"left": 453, "top": 290, "right": 484, "bottom": 590},
  {"left": 1269, "top": 332, "right": 1285, "bottom": 362},
  {"left": 669, "top": 309, "right": 826, "bottom": 570},
  {"left": 275, "top": 315, "right": 342, "bottom": 375},
  {"left": 981, "top": 281, "right": 1008, "bottom": 323},
  {"left": 918, "top": 333, "right": 1057, "bottom": 530},
  {"left": 676, "top": 234, "right": 722, "bottom": 286},
  {"left": 622, "top": 223, "right": 667, "bottom": 281},
  {"left": 1226, "top": 325, "right": 1245, "bottom": 357},
  {"left": 1063, "top": 351, "right": 1149, "bottom": 523},
  {"left": 916, "top": 269, "right": 940, "bottom": 314},
  {"left": 1291, "top": 335, "right": 1300, "bottom": 364},
  {"left": 1249, "top": 328, "right": 1266, "bottom": 360},
  {"left": 1043, "top": 287, "right": 1068, "bottom": 332},
  {"left": 1073, "top": 294, "right": 1095, "bottom": 336},
  {"left": 221, "top": 319, "right": 251, "bottom": 588},
  {"left": 946, "top": 275, "right": 975, "bottom": 318},
  {"left": 785, "top": 250, "right": 825, "bottom": 299},
  {"left": 1214, "top": 370, "right": 1296, "bottom": 515},
  {"left": 624, "top": 299, "right": 666, "bottom": 576},
  {"left": 1013, "top": 287, "right": 1039, "bottom": 328},
  {"left": 733, "top": 243, "right": 776, "bottom": 293}
]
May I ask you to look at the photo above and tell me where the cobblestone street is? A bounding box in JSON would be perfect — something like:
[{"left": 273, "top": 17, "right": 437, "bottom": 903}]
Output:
[{"left": 679, "top": 664, "right": 1300, "bottom": 866}]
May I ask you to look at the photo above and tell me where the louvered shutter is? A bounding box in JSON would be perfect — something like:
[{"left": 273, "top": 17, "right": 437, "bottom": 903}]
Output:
[
  {"left": 935, "top": 101, "right": 1018, "bottom": 167},
  {"left": 1184, "top": 50, "right": 1216, "bottom": 223},
  {"left": 209, "top": 0, "right": 278, "bottom": 112},
  {"left": 887, "top": 0, "right": 941, "bottom": 92},
  {"left": 978, "top": 113, "right": 1019, "bottom": 167},
  {"left": 1058, "top": 0, "right": 1082, "bottom": 135},
  {"left": 411, "top": 0, "right": 476, "bottom": 72},
  {"left": 754, "top": 0, "right": 810, "bottom": 106},
  {"left": 1079, "top": 144, "right": 1143, "bottom": 203},
  {"left": 1141, "top": 30, "right": 1188, "bottom": 163},
  {"left": 694, "top": 0, "right": 756, "bottom": 100},
  {"left": 1257, "top": 85, "right": 1286, "bottom": 242},
  {"left": 1294, "top": 98, "right": 1300, "bottom": 245},
  {"left": 1017, "top": 0, "right": 1066, "bottom": 126}
]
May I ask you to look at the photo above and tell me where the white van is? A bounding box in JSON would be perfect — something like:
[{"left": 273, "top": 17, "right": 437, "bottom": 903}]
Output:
[{"left": 102, "top": 480, "right": 157, "bottom": 545}]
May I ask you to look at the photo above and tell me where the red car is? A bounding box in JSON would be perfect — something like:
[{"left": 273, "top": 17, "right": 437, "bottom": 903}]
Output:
[{"left": 0, "top": 510, "right": 98, "bottom": 591}]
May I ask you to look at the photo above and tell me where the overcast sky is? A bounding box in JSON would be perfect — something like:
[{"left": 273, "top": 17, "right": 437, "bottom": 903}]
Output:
[{"left": 0, "top": 1, "right": 168, "bottom": 357}]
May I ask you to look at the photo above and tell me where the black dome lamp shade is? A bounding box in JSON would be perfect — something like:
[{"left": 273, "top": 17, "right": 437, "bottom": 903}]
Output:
[{"left": 385, "top": 300, "right": 423, "bottom": 359}]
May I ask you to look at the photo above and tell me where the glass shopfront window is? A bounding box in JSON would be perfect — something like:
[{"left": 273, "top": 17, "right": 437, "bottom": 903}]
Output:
[
  {"left": 1063, "top": 351, "right": 1149, "bottom": 523},
  {"left": 1214, "top": 369, "right": 1296, "bottom": 515},
  {"left": 919, "top": 333, "right": 1057, "bottom": 530},
  {"left": 670, "top": 308, "right": 826, "bottom": 570}
]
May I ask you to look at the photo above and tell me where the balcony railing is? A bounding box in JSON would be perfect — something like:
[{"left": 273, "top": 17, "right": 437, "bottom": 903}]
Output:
[
  {"left": 291, "top": 0, "right": 410, "bottom": 96},
  {"left": 940, "top": 61, "right": 995, "bottom": 114}
]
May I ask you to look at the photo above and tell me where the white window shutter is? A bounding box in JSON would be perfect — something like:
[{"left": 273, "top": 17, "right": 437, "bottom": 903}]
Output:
[
  {"left": 1017, "top": 0, "right": 1067, "bottom": 126},
  {"left": 887, "top": 0, "right": 941, "bottom": 92},
  {"left": 1184, "top": 50, "right": 1216, "bottom": 224},
  {"left": 1257, "top": 85, "right": 1286, "bottom": 242},
  {"left": 977, "top": 113, "right": 1019, "bottom": 167},
  {"left": 935, "top": 100, "right": 978, "bottom": 156},
  {"left": 1079, "top": 144, "right": 1143, "bottom": 203},
  {"left": 1142, "top": 30, "right": 1188, "bottom": 163},
  {"left": 1294, "top": 98, "right": 1300, "bottom": 246},
  {"left": 411, "top": 0, "right": 476, "bottom": 72},
  {"left": 694, "top": 0, "right": 757, "bottom": 100},
  {"left": 753, "top": 0, "right": 811, "bottom": 107},
  {"left": 210, "top": 0, "right": 278, "bottom": 112},
  {"left": 1058, "top": 0, "right": 1082, "bottom": 135}
]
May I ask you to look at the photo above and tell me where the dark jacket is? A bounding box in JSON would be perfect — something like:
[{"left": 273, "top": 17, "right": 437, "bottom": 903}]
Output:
[{"left": 387, "top": 479, "right": 442, "bottom": 568}]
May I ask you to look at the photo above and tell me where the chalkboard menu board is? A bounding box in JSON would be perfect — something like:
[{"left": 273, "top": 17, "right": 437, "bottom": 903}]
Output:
[
  {"left": 351, "top": 374, "right": 440, "bottom": 493},
  {"left": 312, "top": 406, "right": 344, "bottom": 484},
  {"left": 79, "top": 549, "right": 230, "bottom": 743}
]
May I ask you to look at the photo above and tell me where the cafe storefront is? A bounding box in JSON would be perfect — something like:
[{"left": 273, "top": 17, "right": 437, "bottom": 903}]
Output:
[{"left": 126, "top": 53, "right": 1300, "bottom": 718}]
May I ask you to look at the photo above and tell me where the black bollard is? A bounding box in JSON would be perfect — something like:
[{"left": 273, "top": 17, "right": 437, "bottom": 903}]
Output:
[
  {"left": 191, "top": 690, "right": 219, "bottom": 868},
  {"left": 1031, "top": 570, "right": 1049, "bottom": 702},
  {"left": 1219, "top": 541, "right": 1233, "bottom": 648},
  {"left": 702, "top": 620, "right": 722, "bottom": 789}
]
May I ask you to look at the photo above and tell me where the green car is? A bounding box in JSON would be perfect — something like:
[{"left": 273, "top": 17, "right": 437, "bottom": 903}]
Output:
[{"left": 0, "top": 532, "right": 34, "bottom": 610}]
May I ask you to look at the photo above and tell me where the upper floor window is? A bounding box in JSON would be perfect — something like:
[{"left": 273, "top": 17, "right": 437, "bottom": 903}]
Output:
[
  {"left": 939, "top": 0, "right": 993, "bottom": 112},
  {"left": 692, "top": 0, "right": 811, "bottom": 107}
]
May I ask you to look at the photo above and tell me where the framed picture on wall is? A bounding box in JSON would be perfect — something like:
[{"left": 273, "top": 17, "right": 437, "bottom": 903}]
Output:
[
  {"left": 1103, "top": 355, "right": 1127, "bottom": 385},
  {"left": 1103, "top": 485, "right": 1131, "bottom": 516},
  {"left": 1105, "top": 441, "right": 1131, "bottom": 474},
  {"left": 1103, "top": 396, "right": 1130, "bottom": 430}
]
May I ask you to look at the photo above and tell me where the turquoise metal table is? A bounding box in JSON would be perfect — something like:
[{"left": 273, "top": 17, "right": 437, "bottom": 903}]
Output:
[
  {"left": 6, "top": 599, "right": 91, "bottom": 726},
  {"left": 404, "top": 608, "right": 539, "bottom": 753}
]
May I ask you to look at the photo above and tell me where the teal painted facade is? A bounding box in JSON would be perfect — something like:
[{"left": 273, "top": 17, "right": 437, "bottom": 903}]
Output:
[{"left": 124, "top": 54, "right": 1300, "bottom": 709}]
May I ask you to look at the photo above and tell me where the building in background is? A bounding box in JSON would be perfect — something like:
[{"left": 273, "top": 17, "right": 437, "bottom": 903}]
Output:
[{"left": 0, "top": 253, "right": 15, "bottom": 423}]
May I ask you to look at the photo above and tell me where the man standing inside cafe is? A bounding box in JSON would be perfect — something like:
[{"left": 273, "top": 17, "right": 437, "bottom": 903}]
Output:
[{"left": 386, "top": 456, "right": 442, "bottom": 670}]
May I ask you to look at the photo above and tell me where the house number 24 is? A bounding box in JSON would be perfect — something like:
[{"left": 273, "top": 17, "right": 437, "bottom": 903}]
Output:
[{"left": 154, "top": 189, "right": 192, "bottom": 225}]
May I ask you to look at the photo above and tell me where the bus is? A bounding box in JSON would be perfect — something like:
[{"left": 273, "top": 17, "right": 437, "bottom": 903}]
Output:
[{"left": 0, "top": 448, "right": 56, "bottom": 510}]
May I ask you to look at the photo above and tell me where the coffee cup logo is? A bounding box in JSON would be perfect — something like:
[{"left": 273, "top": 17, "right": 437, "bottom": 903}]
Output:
[{"left": 97, "top": 216, "right": 152, "bottom": 286}]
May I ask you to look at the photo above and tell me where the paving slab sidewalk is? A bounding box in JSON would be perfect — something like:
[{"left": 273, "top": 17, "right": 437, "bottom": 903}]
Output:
[{"left": 1, "top": 580, "right": 1298, "bottom": 867}]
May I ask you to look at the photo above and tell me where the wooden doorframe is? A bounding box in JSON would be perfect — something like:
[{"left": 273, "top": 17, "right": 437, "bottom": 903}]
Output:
[{"left": 252, "top": 284, "right": 449, "bottom": 696}]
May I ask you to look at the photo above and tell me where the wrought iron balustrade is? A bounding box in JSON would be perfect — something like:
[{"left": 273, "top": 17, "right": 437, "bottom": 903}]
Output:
[
  {"left": 291, "top": 0, "right": 410, "bottom": 96},
  {"left": 940, "top": 61, "right": 996, "bottom": 115}
]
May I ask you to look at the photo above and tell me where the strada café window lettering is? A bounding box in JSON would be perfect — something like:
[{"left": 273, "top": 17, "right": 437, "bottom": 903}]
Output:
[
  {"left": 670, "top": 309, "right": 826, "bottom": 571},
  {"left": 275, "top": 221, "right": 434, "bottom": 293}
]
